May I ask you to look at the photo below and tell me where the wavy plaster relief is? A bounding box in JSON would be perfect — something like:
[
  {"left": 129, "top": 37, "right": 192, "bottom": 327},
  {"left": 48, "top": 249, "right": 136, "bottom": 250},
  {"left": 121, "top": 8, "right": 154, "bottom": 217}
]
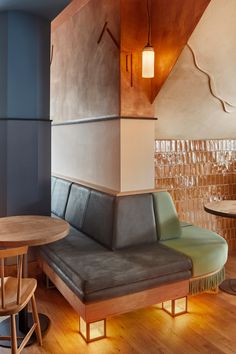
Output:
[{"left": 187, "top": 43, "right": 236, "bottom": 114}]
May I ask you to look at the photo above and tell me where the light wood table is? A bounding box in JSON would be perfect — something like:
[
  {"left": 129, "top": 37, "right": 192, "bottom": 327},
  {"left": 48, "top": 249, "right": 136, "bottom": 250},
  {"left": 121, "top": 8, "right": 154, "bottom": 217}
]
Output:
[
  {"left": 0, "top": 215, "right": 69, "bottom": 348},
  {"left": 204, "top": 200, "right": 236, "bottom": 295},
  {"left": 204, "top": 200, "right": 236, "bottom": 220}
]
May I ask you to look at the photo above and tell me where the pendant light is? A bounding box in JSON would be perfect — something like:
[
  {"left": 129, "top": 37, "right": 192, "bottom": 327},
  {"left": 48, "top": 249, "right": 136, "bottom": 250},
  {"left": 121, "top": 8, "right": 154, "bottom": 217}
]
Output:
[{"left": 142, "top": 0, "right": 155, "bottom": 78}]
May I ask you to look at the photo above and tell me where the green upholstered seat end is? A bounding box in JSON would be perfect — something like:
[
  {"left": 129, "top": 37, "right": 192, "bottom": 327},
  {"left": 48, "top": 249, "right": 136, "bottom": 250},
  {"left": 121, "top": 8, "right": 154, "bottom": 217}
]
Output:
[
  {"left": 162, "top": 225, "right": 228, "bottom": 277},
  {"left": 189, "top": 268, "right": 225, "bottom": 295},
  {"left": 180, "top": 221, "right": 193, "bottom": 228},
  {"left": 152, "top": 191, "right": 181, "bottom": 240}
]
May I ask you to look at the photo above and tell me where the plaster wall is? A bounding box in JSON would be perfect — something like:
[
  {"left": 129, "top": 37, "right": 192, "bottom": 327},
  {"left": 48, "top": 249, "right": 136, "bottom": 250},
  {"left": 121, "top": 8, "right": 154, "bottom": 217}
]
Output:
[
  {"left": 52, "top": 119, "right": 120, "bottom": 191},
  {"left": 51, "top": 0, "right": 156, "bottom": 192},
  {"left": 50, "top": 0, "right": 120, "bottom": 122},
  {"left": 52, "top": 118, "right": 155, "bottom": 192},
  {"left": 155, "top": 0, "right": 236, "bottom": 139},
  {"left": 120, "top": 119, "right": 155, "bottom": 191}
]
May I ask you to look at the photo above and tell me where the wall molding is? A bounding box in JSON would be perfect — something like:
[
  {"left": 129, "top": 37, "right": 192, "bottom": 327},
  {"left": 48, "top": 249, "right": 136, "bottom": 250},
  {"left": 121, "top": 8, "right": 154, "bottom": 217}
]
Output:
[
  {"left": 53, "top": 172, "right": 164, "bottom": 196},
  {"left": 0, "top": 118, "right": 52, "bottom": 122},
  {"left": 52, "top": 115, "right": 157, "bottom": 126},
  {"left": 187, "top": 43, "right": 236, "bottom": 114}
]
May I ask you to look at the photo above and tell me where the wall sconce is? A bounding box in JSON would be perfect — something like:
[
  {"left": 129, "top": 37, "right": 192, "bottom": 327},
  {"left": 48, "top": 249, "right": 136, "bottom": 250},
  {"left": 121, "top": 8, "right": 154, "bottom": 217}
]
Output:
[
  {"left": 162, "top": 297, "right": 188, "bottom": 317},
  {"left": 142, "top": 0, "right": 155, "bottom": 78},
  {"left": 79, "top": 317, "right": 106, "bottom": 343}
]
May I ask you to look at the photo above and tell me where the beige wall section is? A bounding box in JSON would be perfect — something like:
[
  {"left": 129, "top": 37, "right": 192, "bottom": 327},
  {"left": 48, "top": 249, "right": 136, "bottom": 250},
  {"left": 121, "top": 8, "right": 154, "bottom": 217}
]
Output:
[
  {"left": 52, "top": 118, "right": 155, "bottom": 193},
  {"left": 154, "top": 0, "right": 236, "bottom": 139},
  {"left": 51, "top": 0, "right": 120, "bottom": 122},
  {"left": 52, "top": 119, "right": 120, "bottom": 191},
  {"left": 120, "top": 119, "right": 155, "bottom": 192}
]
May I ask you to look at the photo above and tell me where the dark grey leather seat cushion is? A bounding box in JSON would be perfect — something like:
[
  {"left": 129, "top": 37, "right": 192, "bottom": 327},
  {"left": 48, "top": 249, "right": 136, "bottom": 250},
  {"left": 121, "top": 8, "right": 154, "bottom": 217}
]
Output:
[
  {"left": 82, "top": 190, "right": 115, "bottom": 249},
  {"left": 65, "top": 184, "right": 90, "bottom": 230},
  {"left": 113, "top": 194, "right": 157, "bottom": 249},
  {"left": 51, "top": 212, "right": 60, "bottom": 219},
  {"left": 51, "top": 178, "right": 72, "bottom": 218},
  {"left": 40, "top": 228, "right": 192, "bottom": 303}
]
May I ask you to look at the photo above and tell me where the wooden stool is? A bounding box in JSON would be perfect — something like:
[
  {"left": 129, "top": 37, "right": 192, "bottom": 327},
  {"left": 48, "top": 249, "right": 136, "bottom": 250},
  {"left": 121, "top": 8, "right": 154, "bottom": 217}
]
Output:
[{"left": 0, "top": 246, "right": 42, "bottom": 354}]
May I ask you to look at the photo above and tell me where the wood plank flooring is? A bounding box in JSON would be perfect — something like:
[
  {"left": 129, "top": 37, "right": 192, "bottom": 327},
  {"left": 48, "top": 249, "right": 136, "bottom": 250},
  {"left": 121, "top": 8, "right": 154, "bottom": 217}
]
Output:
[{"left": 1, "top": 256, "right": 236, "bottom": 354}]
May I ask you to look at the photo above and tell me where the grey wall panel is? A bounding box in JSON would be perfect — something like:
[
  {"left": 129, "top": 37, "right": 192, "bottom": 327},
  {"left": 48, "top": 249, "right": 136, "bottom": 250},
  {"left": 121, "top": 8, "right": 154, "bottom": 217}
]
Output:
[
  {"left": 6, "top": 120, "right": 51, "bottom": 216},
  {"left": 37, "top": 121, "right": 51, "bottom": 214},
  {"left": 7, "top": 12, "right": 50, "bottom": 119},
  {"left": 0, "top": 121, "right": 7, "bottom": 216},
  {"left": 0, "top": 13, "right": 7, "bottom": 118},
  {"left": 0, "top": 10, "right": 52, "bottom": 217},
  {"left": 0, "top": 1, "right": 70, "bottom": 20}
]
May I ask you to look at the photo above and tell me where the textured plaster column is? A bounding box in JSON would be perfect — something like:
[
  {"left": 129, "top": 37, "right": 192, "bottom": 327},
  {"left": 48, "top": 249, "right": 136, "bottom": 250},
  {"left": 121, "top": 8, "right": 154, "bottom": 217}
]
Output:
[{"left": 51, "top": 0, "right": 156, "bottom": 193}]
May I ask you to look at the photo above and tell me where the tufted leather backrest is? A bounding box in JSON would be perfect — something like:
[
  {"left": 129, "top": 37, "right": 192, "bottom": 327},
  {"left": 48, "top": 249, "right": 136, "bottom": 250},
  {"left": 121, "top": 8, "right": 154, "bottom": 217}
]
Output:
[
  {"left": 51, "top": 176, "right": 57, "bottom": 197},
  {"left": 65, "top": 184, "right": 90, "bottom": 230},
  {"left": 51, "top": 178, "right": 72, "bottom": 218},
  {"left": 82, "top": 190, "right": 115, "bottom": 249},
  {"left": 51, "top": 177, "right": 160, "bottom": 250},
  {"left": 112, "top": 194, "right": 157, "bottom": 249}
]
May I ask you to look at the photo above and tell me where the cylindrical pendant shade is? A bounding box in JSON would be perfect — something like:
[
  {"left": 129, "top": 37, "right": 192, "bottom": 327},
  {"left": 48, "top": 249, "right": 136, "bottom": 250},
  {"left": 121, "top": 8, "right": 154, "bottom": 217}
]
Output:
[{"left": 142, "top": 46, "right": 155, "bottom": 78}]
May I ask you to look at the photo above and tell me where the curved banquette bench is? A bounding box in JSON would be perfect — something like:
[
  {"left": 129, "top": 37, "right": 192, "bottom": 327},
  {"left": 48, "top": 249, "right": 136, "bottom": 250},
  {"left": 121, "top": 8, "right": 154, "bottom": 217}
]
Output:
[
  {"left": 153, "top": 192, "right": 228, "bottom": 294},
  {"left": 39, "top": 176, "right": 228, "bottom": 341}
]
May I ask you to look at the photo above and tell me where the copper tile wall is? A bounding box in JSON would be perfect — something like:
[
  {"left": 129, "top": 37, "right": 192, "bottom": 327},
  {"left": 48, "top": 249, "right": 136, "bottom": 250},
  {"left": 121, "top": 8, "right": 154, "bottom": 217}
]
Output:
[{"left": 155, "top": 140, "right": 236, "bottom": 252}]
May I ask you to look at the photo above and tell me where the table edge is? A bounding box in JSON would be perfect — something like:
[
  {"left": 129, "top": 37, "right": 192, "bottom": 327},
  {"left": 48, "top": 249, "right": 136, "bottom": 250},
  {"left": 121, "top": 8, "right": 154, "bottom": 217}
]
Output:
[{"left": 204, "top": 204, "right": 236, "bottom": 219}]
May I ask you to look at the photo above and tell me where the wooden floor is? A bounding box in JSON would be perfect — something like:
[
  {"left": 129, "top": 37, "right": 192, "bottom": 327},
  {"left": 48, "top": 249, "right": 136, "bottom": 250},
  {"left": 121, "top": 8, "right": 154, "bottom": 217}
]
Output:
[{"left": 1, "top": 257, "right": 236, "bottom": 354}]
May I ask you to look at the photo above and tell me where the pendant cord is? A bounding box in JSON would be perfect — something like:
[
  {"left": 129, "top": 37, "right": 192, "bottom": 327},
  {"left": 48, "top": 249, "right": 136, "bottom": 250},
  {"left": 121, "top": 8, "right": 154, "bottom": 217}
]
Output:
[{"left": 147, "top": 0, "right": 151, "bottom": 46}]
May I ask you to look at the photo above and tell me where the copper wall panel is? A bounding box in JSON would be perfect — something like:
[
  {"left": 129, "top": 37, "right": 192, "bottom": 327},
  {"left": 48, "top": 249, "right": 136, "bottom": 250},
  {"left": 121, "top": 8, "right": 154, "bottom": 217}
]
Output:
[
  {"left": 51, "top": 0, "right": 120, "bottom": 122},
  {"left": 120, "top": 0, "right": 154, "bottom": 117},
  {"left": 120, "top": 0, "right": 210, "bottom": 117},
  {"left": 155, "top": 139, "right": 236, "bottom": 251},
  {"left": 51, "top": 0, "right": 210, "bottom": 120},
  {"left": 151, "top": 0, "right": 211, "bottom": 102}
]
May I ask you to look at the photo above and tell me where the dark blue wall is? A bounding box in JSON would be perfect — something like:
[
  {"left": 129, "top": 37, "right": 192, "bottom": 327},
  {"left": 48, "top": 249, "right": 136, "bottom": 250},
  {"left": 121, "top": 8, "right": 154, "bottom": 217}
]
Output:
[
  {"left": 0, "top": 13, "right": 8, "bottom": 118},
  {"left": 0, "top": 11, "right": 51, "bottom": 216},
  {"left": 0, "top": 0, "right": 71, "bottom": 20},
  {"left": 0, "top": 121, "right": 7, "bottom": 216},
  {"left": 0, "top": 12, "right": 50, "bottom": 119},
  {"left": 6, "top": 120, "right": 51, "bottom": 215}
]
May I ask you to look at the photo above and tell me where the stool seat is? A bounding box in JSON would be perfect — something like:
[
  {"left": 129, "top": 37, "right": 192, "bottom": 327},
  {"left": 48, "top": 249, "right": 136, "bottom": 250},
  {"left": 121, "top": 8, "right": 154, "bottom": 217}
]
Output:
[{"left": 0, "top": 277, "right": 37, "bottom": 316}]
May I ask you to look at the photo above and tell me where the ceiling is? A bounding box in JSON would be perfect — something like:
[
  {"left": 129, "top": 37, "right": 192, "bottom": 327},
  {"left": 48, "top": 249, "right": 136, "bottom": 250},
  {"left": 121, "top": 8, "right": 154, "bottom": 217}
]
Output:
[{"left": 0, "top": 0, "right": 71, "bottom": 20}]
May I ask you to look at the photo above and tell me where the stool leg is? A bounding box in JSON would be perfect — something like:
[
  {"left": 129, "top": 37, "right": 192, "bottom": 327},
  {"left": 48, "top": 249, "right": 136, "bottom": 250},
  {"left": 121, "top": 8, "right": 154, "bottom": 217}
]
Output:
[
  {"left": 10, "top": 314, "right": 18, "bottom": 354},
  {"left": 31, "top": 294, "right": 43, "bottom": 346}
]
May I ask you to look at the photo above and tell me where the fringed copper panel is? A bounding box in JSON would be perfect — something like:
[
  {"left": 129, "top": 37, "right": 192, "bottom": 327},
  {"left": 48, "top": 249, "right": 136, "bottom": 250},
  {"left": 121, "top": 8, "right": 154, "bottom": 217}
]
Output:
[{"left": 155, "top": 139, "right": 236, "bottom": 252}]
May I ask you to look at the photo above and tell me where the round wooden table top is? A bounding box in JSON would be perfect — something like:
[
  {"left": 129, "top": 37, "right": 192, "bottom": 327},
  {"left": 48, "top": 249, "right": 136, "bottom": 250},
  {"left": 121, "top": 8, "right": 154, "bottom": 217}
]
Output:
[
  {"left": 0, "top": 215, "right": 70, "bottom": 247},
  {"left": 204, "top": 200, "right": 236, "bottom": 219}
]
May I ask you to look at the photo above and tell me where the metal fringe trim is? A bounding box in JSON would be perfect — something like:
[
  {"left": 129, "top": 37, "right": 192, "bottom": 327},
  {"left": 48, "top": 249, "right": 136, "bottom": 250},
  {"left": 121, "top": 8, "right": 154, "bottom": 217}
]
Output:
[{"left": 189, "top": 268, "right": 225, "bottom": 295}]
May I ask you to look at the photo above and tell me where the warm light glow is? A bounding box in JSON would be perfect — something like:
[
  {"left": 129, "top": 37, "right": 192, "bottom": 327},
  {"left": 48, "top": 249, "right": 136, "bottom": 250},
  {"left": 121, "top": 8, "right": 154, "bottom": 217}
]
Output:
[
  {"left": 162, "top": 300, "right": 172, "bottom": 313},
  {"left": 175, "top": 297, "right": 187, "bottom": 315},
  {"left": 142, "top": 46, "right": 155, "bottom": 78},
  {"left": 162, "top": 297, "right": 187, "bottom": 317},
  {"left": 79, "top": 317, "right": 87, "bottom": 339},
  {"left": 79, "top": 317, "right": 105, "bottom": 342},
  {"left": 90, "top": 320, "right": 105, "bottom": 340}
]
